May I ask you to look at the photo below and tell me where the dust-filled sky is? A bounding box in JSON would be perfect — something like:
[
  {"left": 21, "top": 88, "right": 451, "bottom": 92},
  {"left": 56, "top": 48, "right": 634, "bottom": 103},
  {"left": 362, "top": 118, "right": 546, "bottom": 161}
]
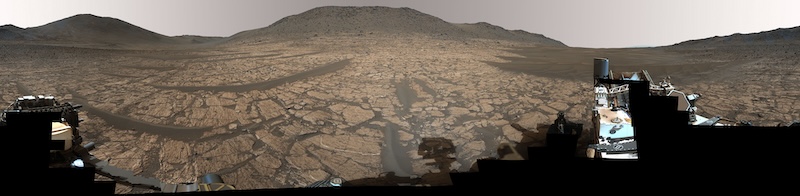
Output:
[{"left": 3, "top": 0, "right": 799, "bottom": 48}]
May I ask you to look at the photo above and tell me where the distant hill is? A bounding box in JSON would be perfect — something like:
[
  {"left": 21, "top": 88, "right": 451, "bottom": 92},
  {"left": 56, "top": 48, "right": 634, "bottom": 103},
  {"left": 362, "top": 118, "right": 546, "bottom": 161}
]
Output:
[
  {"left": 672, "top": 26, "right": 800, "bottom": 47},
  {"left": 0, "top": 24, "right": 36, "bottom": 40},
  {"left": 229, "top": 6, "right": 566, "bottom": 46},
  {"left": 0, "top": 14, "right": 222, "bottom": 47},
  {"left": 454, "top": 22, "right": 565, "bottom": 46},
  {"left": 172, "top": 35, "right": 226, "bottom": 44},
  {"left": 666, "top": 26, "right": 799, "bottom": 60},
  {"left": 1, "top": 14, "right": 175, "bottom": 45},
  {"left": 2, "top": 7, "right": 564, "bottom": 47}
]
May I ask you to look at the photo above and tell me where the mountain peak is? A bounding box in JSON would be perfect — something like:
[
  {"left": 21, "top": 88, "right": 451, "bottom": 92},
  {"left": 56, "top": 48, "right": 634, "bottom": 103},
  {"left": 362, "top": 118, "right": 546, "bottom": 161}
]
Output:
[
  {"left": 42, "top": 14, "right": 135, "bottom": 30},
  {"left": 5, "top": 13, "right": 176, "bottom": 46},
  {"left": 263, "top": 6, "right": 451, "bottom": 33},
  {"left": 1, "top": 24, "right": 22, "bottom": 29},
  {"left": 232, "top": 6, "right": 566, "bottom": 46},
  {"left": 68, "top": 13, "right": 103, "bottom": 19},
  {"left": 0, "top": 24, "right": 29, "bottom": 40}
]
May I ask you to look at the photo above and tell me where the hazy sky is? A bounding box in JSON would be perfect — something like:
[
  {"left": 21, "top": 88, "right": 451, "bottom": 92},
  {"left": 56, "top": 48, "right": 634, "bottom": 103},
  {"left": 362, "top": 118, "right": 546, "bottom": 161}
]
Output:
[{"left": 3, "top": 0, "right": 799, "bottom": 48}]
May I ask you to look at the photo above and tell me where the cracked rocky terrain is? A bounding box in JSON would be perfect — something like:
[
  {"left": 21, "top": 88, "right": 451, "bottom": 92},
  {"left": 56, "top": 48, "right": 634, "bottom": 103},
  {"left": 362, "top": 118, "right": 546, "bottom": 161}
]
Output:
[{"left": 2, "top": 6, "right": 798, "bottom": 194}]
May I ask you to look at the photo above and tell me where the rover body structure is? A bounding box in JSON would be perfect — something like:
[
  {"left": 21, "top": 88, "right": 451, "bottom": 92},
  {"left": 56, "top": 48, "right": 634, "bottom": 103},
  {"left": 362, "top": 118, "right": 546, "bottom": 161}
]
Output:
[{"left": 587, "top": 58, "right": 741, "bottom": 159}]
